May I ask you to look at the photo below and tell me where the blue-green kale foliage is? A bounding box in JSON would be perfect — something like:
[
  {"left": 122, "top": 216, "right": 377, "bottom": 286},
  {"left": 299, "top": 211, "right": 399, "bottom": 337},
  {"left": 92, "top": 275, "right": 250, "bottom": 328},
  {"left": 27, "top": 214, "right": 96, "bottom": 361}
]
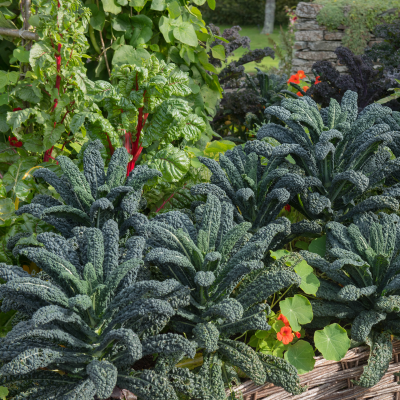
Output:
[
  {"left": 0, "top": 142, "right": 211, "bottom": 400},
  {"left": 142, "top": 194, "right": 304, "bottom": 397},
  {"left": 255, "top": 90, "right": 400, "bottom": 222},
  {"left": 301, "top": 211, "right": 400, "bottom": 388},
  {"left": 16, "top": 139, "right": 161, "bottom": 237}
]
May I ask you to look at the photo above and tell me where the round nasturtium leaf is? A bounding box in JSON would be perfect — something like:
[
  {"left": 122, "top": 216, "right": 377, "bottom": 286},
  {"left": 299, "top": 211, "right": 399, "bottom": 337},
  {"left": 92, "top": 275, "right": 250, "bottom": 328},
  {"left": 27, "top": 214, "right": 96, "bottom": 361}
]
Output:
[
  {"left": 314, "top": 323, "right": 350, "bottom": 361},
  {"left": 308, "top": 235, "right": 326, "bottom": 257},
  {"left": 279, "top": 295, "right": 313, "bottom": 332},
  {"left": 284, "top": 340, "right": 315, "bottom": 374},
  {"left": 294, "top": 260, "right": 320, "bottom": 296},
  {"left": 0, "top": 385, "right": 9, "bottom": 400}
]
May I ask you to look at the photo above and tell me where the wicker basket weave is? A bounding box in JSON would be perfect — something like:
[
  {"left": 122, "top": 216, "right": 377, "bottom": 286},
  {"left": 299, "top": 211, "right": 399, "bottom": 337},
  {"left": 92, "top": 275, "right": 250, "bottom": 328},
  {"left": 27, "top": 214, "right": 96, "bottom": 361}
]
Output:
[{"left": 228, "top": 340, "right": 400, "bottom": 400}]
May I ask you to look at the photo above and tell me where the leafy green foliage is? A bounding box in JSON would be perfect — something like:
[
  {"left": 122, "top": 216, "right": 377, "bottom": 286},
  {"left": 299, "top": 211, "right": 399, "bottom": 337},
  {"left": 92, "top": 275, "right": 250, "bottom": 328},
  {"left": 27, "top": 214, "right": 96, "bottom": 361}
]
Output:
[
  {"left": 86, "top": 54, "right": 207, "bottom": 176},
  {"left": 314, "top": 323, "right": 350, "bottom": 361},
  {"left": 284, "top": 340, "right": 315, "bottom": 374},
  {"left": 294, "top": 261, "right": 320, "bottom": 296},
  {"left": 0, "top": 386, "right": 7, "bottom": 400},
  {"left": 259, "top": 90, "right": 400, "bottom": 222},
  {"left": 280, "top": 295, "right": 312, "bottom": 332},
  {"left": 85, "top": 0, "right": 222, "bottom": 119},
  {"left": 144, "top": 193, "right": 304, "bottom": 395},
  {"left": 0, "top": 142, "right": 207, "bottom": 400},
  {"left": 0, "top": 0, "right": 112, "bottom": 159},
  {"left": 210, "top": 27, "right": 277, "bottom": 141},
  {"left": 366, "top": 21, "right": 400, "bottom": 72},
  {"left": 308, "top": 235, "right": 326, "bottom": 258},
  {"left": 15, "top": 140, "right": 161, "bottom": 235},
  {"left": 315, "top": 0, "right": 400, "bottom": 54},
  {"left": 301, "top": 211, "right": 400, "bottom": 387}
]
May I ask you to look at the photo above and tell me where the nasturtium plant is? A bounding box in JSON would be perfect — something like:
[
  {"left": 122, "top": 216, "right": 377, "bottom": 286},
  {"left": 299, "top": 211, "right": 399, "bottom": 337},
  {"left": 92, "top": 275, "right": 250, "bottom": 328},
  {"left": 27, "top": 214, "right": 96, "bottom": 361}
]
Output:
[
  {"left": 308, "top": 235, "right": 327, "bottom": 258},
  {"left": 314, "top": 323, "right": 350, "bottom": 362},
  {"left": 280, "top": 295, "right": 313, "bottom": 332},
  {"left": 249, "top": 310, "right": 314, "bottom": 374},
  {"left": 270, "top": 249, "right": 320, "bottom": 296},
  {"left": 0, "top": 386, "right": 8, "bottom": 400},
  {"left": 284, "top": 340, "right": 315, "bottom": 375}
]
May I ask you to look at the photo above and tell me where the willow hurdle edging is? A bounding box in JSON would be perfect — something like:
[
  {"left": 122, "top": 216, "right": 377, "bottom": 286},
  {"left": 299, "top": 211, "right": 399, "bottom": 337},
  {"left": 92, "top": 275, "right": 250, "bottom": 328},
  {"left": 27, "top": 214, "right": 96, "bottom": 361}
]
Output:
[{"left": 228, "top": 340, "right": 400, "bottom": 400}]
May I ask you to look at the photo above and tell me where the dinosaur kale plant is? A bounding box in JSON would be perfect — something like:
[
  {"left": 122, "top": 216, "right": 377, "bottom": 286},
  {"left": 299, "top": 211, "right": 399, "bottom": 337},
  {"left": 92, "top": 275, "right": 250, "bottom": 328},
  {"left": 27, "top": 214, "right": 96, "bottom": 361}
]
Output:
[
  {"left": 15, "top": 139, "right": 161, "bottom": 238},
  {"left": 0, "top": 143, "right": 204, "bottom": 399},
  {"left": 141, "top": 193, "right": 304, "bottom": 397},
  {"left": 197, "top": 89, "right": 400, "bottom": 231},
  {"left": 190, "top": 138, "right": 324, "bottom": 238},
  {"left": 301, "top": 211, "right": 400, "bottom": 388},
  {"left": 306, "top": 47, "right": 399, "bottom": 111},
  {"left": 257, "top": 90, "right": 400, "bottom": 223}
]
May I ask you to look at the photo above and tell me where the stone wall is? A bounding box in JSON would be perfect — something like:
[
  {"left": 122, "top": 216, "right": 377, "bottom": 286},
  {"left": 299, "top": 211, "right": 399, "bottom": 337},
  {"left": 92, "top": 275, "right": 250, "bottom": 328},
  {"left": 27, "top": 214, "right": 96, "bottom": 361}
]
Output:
[{"left": 292, "top": 2, "right": 382, "bottom": 74}]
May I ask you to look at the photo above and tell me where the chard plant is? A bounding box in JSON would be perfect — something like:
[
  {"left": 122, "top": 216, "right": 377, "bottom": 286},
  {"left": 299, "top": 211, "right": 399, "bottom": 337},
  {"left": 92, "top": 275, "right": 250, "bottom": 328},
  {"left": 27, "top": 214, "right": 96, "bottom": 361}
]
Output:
[
  {"left": 1, "top": 0, "right": 117, "bottom": 160},
  {"left": 78, "top": 54, "right": 207, "bottom": 177}
]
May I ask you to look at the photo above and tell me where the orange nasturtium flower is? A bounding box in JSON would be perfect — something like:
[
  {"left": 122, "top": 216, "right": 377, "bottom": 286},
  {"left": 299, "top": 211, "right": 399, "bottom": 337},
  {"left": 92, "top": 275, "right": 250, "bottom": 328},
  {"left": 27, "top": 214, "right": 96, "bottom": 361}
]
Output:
[
  {"left": 277, "top": 326, "right": 294, "bottom": 345},
  {"left": 297, "top": 70, "right": 306, "bottom": 79},
  {"left": 294, "top": 331, "right": 301, "bottom": 339},
  {"left": 297, "top": 85, "right": 310, "bottom": 97},
  {"left": 315, "top": 76, "right": 321, "bottom": 84},
  {"left": 277, "top": 314, "right": 290, "bottom": 326},
  {"left": 288, "top": 74, "right": 300, "bottom": 84}
]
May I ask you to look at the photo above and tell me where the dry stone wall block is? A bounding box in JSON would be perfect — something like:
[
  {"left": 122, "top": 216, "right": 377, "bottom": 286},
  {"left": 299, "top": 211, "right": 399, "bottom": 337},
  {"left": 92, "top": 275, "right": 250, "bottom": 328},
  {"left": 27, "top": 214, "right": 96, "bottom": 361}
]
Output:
[
  {"left": 324, "top": 32, "right": 345, "bottom": 40},
  {"left": 296, "top": 2, "right": 323, "bottom": 18},
  {"left": 295, "top": 30, "right": 323, "bottom": 42},
  {"left": 295, "top": 20, "right": 325, "bottom": 31},
  {"left": 308, "top": 41, "right": 341, "bottom": 51},
  {"left": 295, "top": 51, "right": 337, "bottom": 61},
  {"left": 294, "top": 41, "right": 308, "bottom": 50}
]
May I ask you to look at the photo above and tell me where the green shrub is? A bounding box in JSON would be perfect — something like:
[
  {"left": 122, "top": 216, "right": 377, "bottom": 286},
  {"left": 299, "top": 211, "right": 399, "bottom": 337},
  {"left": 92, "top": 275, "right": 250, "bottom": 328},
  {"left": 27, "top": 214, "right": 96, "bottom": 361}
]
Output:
[{"left": 315, "top": 0, "right": 400, "bottom": 54}]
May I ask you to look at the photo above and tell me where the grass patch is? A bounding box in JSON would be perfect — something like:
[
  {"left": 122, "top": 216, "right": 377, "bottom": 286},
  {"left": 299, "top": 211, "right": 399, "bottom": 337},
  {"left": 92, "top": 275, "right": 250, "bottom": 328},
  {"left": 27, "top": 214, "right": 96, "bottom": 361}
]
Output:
[{"left": 218, "top": 25, "right": 286, "bottom": 74}]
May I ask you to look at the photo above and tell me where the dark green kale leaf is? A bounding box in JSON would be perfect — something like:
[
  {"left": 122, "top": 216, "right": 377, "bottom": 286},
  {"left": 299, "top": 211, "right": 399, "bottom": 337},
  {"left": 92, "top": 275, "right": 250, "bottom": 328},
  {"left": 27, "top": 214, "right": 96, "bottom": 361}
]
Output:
[
  {"left": 301, "top": 211, "right": 400, "bottom": 388},
  {"left": 144, "top": 193, "right": 304, "bottom": 396},
  {"left": 15, "top": 139, "right": 160, "bottom": 237}
]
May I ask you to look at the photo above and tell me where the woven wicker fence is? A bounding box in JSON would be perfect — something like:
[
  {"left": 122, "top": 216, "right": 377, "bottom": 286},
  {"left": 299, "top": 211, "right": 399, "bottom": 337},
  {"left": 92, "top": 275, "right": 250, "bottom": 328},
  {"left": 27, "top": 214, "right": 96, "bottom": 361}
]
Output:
[{"left": 228, "top": 340, "right": 400, "bottom": 400}]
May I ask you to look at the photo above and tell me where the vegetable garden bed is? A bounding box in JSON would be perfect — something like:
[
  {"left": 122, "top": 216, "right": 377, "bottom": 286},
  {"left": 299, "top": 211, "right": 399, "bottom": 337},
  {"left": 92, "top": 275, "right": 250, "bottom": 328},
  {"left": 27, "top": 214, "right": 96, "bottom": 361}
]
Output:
[{"left": 228, "top": 340, "right": 400, "bottom": 400}]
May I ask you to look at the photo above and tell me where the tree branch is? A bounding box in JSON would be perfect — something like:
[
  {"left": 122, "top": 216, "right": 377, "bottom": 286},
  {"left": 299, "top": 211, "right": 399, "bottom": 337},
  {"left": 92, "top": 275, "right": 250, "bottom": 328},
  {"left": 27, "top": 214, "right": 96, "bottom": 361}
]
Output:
[{"left": 0, "top": 28, "right": 38, "bottom": 40}]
